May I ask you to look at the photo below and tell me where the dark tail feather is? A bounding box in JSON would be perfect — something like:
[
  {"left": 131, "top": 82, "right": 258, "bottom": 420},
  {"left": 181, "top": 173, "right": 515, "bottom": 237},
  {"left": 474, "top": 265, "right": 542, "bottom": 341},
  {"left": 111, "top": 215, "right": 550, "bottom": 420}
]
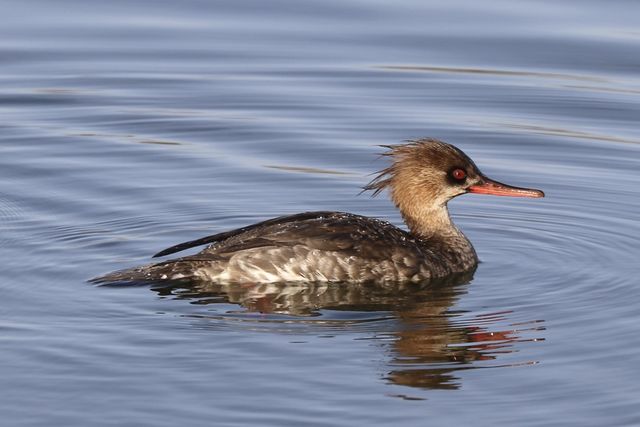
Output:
[{"left": 89, "top": 262, "right": 183, "bottom": 285}]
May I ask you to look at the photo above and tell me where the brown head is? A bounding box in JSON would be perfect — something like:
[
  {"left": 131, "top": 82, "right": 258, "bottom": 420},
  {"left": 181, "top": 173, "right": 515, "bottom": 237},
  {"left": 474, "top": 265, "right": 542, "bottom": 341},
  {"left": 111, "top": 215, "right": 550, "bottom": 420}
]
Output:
[{"left": 364, "top": 138, "right": 544, "bottom": 236}]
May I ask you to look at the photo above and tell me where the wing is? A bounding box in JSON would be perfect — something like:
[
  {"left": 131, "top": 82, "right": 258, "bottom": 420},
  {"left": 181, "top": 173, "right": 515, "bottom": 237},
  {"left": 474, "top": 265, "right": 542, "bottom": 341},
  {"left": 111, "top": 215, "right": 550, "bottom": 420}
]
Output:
[
  {"left": 194, "top": 211, "right": 418, "bottom": 261},
  {"left": 180, "top": 211, "right": 426, "bottom": 283},
  {"left": 152, "top": 211, "right": 352, "bottom": 258},
  {"left": 99, "top": 211, "right": 426, "bottom": 284}
]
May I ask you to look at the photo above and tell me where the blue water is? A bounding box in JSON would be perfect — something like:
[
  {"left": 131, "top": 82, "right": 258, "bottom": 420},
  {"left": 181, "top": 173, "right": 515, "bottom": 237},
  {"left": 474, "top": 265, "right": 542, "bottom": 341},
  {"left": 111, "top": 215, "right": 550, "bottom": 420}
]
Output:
[{"left": 1, "top": 1, "right": 640, "bottom": 426}]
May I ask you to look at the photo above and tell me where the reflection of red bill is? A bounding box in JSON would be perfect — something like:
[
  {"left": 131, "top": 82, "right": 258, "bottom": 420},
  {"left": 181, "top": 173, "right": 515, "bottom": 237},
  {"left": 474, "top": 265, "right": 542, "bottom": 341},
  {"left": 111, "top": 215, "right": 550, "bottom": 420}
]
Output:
[{"left": 468, "top": 330, "right": 512, "bottom": 343}]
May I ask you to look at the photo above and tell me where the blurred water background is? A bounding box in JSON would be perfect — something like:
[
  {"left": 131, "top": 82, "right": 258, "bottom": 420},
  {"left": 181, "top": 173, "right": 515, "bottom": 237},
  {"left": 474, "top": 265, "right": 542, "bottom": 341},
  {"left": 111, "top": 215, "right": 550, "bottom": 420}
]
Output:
[{"left": 1, "top": 0, "right": 639, "bottom": 426}]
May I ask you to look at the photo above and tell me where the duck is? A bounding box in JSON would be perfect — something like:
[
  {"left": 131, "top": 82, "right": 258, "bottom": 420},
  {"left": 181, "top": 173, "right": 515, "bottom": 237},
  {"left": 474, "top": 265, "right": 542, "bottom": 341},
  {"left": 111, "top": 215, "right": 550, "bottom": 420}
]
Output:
[{"left": 92, "top": 138, "right": 543, "bottom": 284}]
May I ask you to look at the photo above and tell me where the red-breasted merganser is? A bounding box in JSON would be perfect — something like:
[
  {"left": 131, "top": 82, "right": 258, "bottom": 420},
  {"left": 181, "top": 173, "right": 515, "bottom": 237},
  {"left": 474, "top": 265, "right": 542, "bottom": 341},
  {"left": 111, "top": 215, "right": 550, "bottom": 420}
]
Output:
[{"left": 93, "top": 139, "right": 543, "bottom": 284}]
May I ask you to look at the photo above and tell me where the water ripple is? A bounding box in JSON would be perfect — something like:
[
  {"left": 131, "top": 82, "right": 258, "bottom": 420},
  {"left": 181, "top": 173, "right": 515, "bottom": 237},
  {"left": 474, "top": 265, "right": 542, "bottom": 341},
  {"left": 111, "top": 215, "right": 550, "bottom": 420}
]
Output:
[{"left": 376, "top": 65, "right": 606, "bottom": 83}]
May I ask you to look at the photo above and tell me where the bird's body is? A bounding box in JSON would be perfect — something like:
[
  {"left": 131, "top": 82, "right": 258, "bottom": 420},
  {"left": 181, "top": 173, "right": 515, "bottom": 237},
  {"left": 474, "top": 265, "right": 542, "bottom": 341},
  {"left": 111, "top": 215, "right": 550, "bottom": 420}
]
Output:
[
  {"left": 93, "top": 139, "right": 542, "bottom": 285},
  {"left": 100, "top": 211, "right": 477, "bottom": 284}
]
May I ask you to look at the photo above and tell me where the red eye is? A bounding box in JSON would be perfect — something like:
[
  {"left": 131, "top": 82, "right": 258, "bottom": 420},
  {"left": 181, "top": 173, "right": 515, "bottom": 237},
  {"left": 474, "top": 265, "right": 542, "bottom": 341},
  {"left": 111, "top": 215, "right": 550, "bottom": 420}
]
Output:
[{"left": 452, "top": 169, "right": 466, "bottom": 180}]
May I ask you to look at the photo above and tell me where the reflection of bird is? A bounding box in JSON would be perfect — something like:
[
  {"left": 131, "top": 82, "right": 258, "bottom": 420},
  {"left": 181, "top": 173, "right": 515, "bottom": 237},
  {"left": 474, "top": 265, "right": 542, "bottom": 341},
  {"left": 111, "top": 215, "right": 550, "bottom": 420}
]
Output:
[
  {"left": 93, "top": 139, "right": 543, "bottom": 284},
  {"left": 147, "top": 273, "right": 543, "bottom": 391},
  {"left": 150, "top": 270, "right": 475, "bottom": 316}
]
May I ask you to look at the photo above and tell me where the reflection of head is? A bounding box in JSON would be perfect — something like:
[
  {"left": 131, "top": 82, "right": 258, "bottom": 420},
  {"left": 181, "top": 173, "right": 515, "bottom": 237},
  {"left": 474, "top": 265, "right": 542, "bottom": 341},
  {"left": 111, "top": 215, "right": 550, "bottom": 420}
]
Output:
[{"left": 387, "top": 304, "right": 536, "bottom": 391}]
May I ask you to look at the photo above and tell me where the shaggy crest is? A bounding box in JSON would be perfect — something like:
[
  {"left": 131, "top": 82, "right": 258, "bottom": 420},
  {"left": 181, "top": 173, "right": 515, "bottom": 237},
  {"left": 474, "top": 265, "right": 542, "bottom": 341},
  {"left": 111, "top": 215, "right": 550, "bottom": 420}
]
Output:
[{"left": 363, "top": 138, "right": 473, "bottom": 196}]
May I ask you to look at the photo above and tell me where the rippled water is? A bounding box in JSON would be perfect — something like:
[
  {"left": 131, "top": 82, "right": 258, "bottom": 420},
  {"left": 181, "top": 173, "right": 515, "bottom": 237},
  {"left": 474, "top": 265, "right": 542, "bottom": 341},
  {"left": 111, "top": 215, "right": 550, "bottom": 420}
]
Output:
[{"left": 2, "top": 1, "right": 640, "bottom": 426}]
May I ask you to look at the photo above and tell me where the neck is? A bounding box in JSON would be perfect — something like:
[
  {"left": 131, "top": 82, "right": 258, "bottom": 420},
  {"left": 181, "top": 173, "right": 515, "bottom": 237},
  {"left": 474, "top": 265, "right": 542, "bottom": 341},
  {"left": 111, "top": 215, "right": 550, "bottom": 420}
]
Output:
[
  {"left": 401, "top": 204, "right": 478, "bottom": 273},
  {"left": 402, "top": 204, "right": 456, "bottom": 238}
]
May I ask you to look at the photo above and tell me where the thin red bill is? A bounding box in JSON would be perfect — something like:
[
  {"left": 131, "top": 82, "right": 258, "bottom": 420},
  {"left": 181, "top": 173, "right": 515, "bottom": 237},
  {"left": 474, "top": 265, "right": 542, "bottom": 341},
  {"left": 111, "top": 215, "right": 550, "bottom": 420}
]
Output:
[{"left": 468, "top": 178, "right": 544, "bottom": 198}]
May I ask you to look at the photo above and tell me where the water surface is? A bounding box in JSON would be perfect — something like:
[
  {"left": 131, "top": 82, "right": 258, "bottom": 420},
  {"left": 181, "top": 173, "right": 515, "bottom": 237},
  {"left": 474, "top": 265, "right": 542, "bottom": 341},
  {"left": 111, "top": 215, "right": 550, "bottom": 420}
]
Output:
[{"left": 1, "top": 1, "right": 640, "bottom": 426}]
